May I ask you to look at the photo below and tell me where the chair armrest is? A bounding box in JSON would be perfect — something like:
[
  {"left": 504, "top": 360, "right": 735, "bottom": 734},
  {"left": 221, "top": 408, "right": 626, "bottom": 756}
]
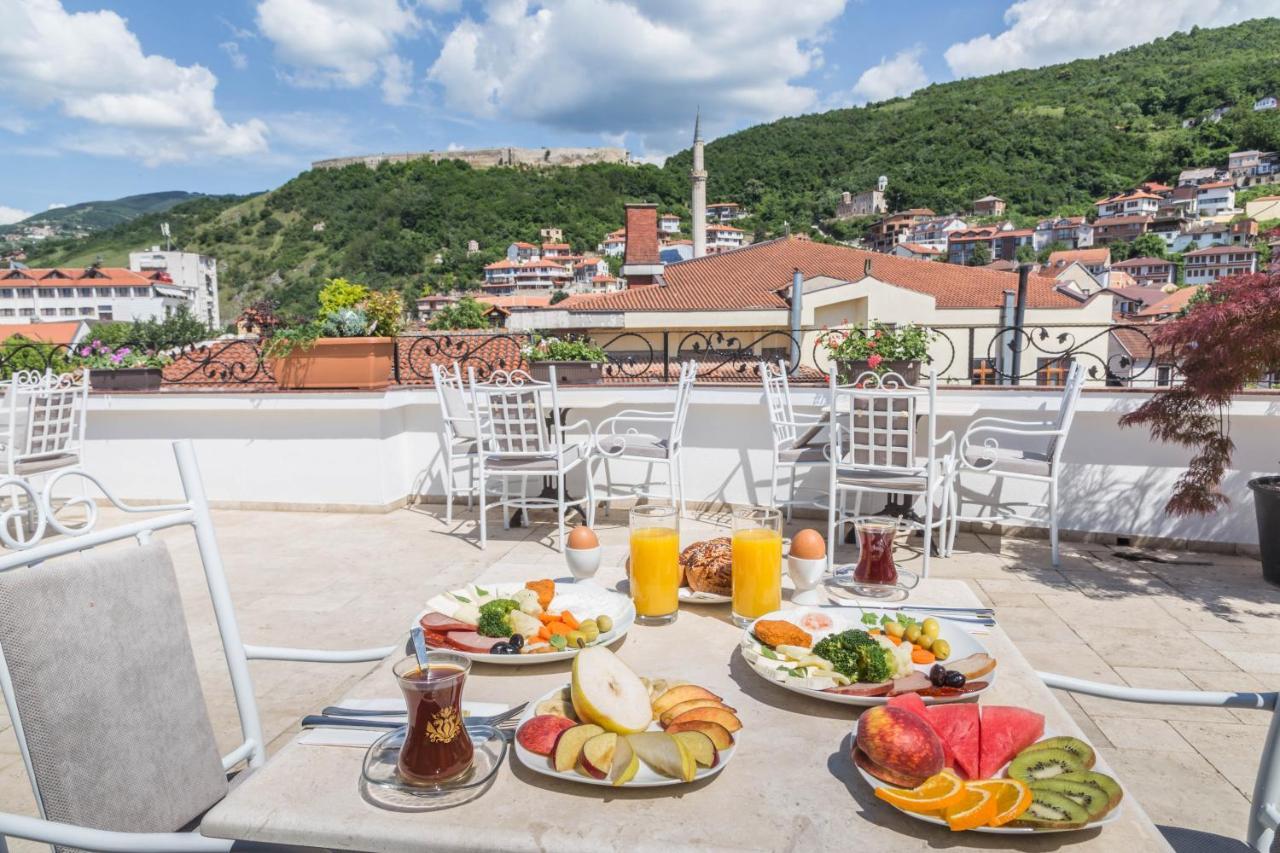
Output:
[
  {"left": 0, "top": 811, "right": 232, "bottom": 852},
  {"left": 243, "top": 644, "right": 398, "bottom": 663},
  {"left": 1038, "top": 671, "right": 1276, "bottom": 711}
]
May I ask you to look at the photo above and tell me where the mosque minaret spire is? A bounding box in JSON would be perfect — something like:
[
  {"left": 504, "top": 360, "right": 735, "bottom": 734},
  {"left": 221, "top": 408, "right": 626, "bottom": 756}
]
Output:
[{"left": 691, "top": 109, "right": 707, "bottom": 259}]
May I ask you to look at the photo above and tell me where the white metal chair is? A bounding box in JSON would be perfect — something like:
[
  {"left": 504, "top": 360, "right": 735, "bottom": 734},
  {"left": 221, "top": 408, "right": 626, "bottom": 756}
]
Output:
[
  {"left": 2, "top": 368, "right": 89, "bottom": 479},
  {"left": 761, "top": 359, "right": 826, "bottom": 519},
  {"left": 0, "top": 440, "right": 397, "bottom": 852},
  {"left": 469, "top": 366, "right": 595, "bottom": 551},
  {"left": 949, "top": 360, "right": 1085, "bottom": 567},
  {"left": 591, "top": 360, "right": 696, "bottom": 516},
  {"left": 826, "top": 369, "right": 955, "bottom": 576},
  {"left": 430, "top": 361, "right": 481, "bottom": 522},
  {"left": 1039, "top": 672, "right": 1278, "bottom": 852}
]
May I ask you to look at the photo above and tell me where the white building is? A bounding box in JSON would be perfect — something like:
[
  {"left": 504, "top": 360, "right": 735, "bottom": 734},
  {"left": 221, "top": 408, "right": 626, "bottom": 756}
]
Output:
[
  {"left": 659, "top": 213, "right": 681, "bottom": 234},
  {"left": 0, "top": 266, "right": 197, "bottom": 324},
  {"left": 705, "top": 202, "right": 745, "bottom": 224},
  {"left": 1254, "top": 96, "right": 1277, "bottom": 111},
  {"left": 706, "top": 224, "right": 745, "bottom": 252},
  {"left": 128, "top": 249, "right": 220, "bottom": 328},
  {"left": 598, "top": 229, "right": 626, "bottom": 258},
  {"left": 1194, "top": 181, "right": 1236, "bottom": 216},
  {"left": 906, "top": 216, "right": 968, "bottom": 250},
  {"left": 1184, "top": 246, "right": 1258, "bottom": 284}
]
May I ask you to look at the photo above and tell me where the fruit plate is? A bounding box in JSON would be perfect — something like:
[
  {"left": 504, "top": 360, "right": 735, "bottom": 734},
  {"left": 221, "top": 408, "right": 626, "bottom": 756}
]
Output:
[
  {"left": 512, "top": 684, "right": 738, "bottom": 788},
  {"left": 677, "top": 586, "right": 731, "bottom": 604},
  {"left": 740, "top": 606, "right": 996, "bottom": 706},
  {"left": 853, "top": 724, "right": 1125, "bottom": 834},
  {"left": 416, "top": 581, "right": 635, "bottom": 665}
]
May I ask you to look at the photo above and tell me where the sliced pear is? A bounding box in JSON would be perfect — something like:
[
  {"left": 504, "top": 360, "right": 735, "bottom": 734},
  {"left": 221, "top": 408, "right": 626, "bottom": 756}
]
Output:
[
  {"left": 571, "top": 647, "right": 653, "bottom": 734},
  {"left": 652, "top": 684, "right": 721, "bottom": 716},
  {"left": 659, "top": 698, "right": 735, "bottom": 728},
  {"left": 553, "top": 723, "right": 604, "bottom": 772},
  {"left": 628, "top": 732, "right": 697, "bottom": 782},
  {"left": 609, "top": 734, "right": 640, "bottom": 786},
  {"left": 665, "top": 719, "right": 735, "bottom": 749},
  {"left": 671, "top": 730, "right": 718, "bottom": 768},
  {"left": 667, "top": 705, "right": 741, "bottom": 733}
]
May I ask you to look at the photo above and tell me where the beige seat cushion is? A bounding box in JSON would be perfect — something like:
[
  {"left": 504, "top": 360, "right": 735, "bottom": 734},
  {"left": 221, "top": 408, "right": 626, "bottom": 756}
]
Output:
[
  {"left": 836, "top": 468, "right": 930, "bottom": 490},
  {"left": 0, "top": 540, "right": 228, "bottom": 844},
  {"left": 778, "top": 442, "right": 826, "bottom": 464},
  {"left": 598, "top": 433, "right": 671, "bottom": 460},
  {"left": 484, "top": 441, "right": 584, "bottom": 471},
  {"left": 14, "top": 452, "right": 79, "bottom": 475},
  {"left": 963, "top": 445, "right": 1052, "bottom": 478}
]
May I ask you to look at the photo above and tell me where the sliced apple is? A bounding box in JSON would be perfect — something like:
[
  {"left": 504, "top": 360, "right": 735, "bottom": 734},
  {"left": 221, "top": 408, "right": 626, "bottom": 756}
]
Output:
[
  {"left": 579, "top": 732, "right": 618, "bottom": 779},
  {"left": 652, "top": 684, "right": 721, "bottom": 716},
  {"left": 665, "top": 719, "right": 735, "bottom": 750},
  {"left": 553, "top": 723, "right": 604, "bottom": 772},
  {"left": 667, "top": 705, "right": 741, "bottom": 733},
  {"left": 658, "top": 699, "right": 736, "bottom": 728},
  {"left": 571, "top": 647, "right": 653, "bottom": 734},
  {"left": 671, "top": 730, "right": 718, "bottom": 768},
  {"left": 628, "top": 732, "right": 696, "bottom": 782},
  {"left": 609, "top": 734, "right": 640, "bottom": 786}
]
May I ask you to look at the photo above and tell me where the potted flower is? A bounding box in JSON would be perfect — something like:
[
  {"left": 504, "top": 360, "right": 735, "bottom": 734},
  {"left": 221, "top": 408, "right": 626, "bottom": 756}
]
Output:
[
  {"left": 818, "top": 321, "right": 933, "bottom": 384},
  {"left": 1120, "top": 270, "right": 1280, "bottom": 583},
  {"left": 524, "top": 336, "right": 609, "bottom": 385},
  {"left": 264, "top": 278, "right": 405, "bottom": 390},
  {"left": 74, "top": 340, "right": 172, "bottom": 391}
]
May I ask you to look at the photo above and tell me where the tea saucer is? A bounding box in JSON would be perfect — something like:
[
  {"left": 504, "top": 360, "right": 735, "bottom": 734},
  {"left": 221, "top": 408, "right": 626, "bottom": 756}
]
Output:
[
  {"left": 360, "top": 722, "right": 507, "bottom": 811},
  {"left": 826, "top": 566, "right": 920, "bottom": 600}
]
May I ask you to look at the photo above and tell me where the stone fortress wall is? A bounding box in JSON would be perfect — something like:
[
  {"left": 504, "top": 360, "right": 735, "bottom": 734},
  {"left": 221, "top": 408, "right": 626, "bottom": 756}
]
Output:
[{"left": 311, "top": 147, "right": 630, "bottom": 171}]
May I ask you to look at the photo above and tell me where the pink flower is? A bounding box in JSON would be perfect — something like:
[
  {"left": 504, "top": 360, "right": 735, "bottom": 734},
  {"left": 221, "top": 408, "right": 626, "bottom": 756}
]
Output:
[
  {"left": 866, "top": 339, "right": 876, "bottom": 349},
  {"left": 80, "top": 347, "right": 90, "bottom": 356},
  {"left": 867, "top": 353, "right": 883, "bottom": 369}
]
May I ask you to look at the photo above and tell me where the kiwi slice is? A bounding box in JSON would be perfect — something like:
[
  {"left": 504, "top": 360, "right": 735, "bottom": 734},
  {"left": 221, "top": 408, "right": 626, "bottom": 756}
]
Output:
[
  {"left": 1021, "top": 736, "right": 1096, "bottom": 769},
  {"left": 1007, "top": 747, "right": 1085, "bottom": 782},
  {"left": 1056, "top": 770, "right": 1124, "bottom": 810},
  {"left": 1010, "top": 789, "right": 1091, "bottom": 829},
  {"left": 1032, "top": 778, "right": 1111, "bottom": 821}
]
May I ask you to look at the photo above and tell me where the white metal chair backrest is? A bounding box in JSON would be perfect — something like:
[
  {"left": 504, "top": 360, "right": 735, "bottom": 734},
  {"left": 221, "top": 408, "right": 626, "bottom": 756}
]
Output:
[
  {"left": 469, "top": 367, "right": 559, "bottom": 456},
  {"left": 669, "top": 360, "right": 697, "bottom": 449},
  {"left": 20, "top": 369, "right": 88, "bottom": 461},
  {"left": 432, "top": 361, "right": 478, "bottom": 441},
  {"left": 761, "top": 360, "right": 797, "bottom": 447},
  {"left": 1047, "top": 360, "right": 1086, "bottom": 461},
  {"left": 829, "top": 370, "right": 934, "bottom": 473}
]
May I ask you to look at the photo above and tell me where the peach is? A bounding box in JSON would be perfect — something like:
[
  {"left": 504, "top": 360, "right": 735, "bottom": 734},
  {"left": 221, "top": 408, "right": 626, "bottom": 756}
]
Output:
[
  {"left": 658, "top": 699, "right": 736, "bottom": 728},
  {"left": 516, "top": 715, "right": 577, "bottom": 756},
  {"left": 855, "top": 706, "right": 944, "bottom": 786},
  {"left": 665, "top": 719, "right": 735, "bottom": 749},
  {"left": 652, "top": 684, "right": 721, "bottom": 716},
  {"left": 666, "top": 705, "right": 741, "bottom": 733}
]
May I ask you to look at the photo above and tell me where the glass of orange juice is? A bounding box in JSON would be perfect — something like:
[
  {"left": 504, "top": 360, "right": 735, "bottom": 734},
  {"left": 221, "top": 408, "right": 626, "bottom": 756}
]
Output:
[
  {"left": 731, "top": 506, "right": 783, "bottom": 628},
  {"left": 629, "top": 504, "right": 680, "bottom": 625}
]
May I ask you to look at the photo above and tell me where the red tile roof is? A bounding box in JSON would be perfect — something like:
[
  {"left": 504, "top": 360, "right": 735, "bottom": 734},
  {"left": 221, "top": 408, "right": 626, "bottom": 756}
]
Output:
[
  {"left": 0, "top": 266, "right": 152, "bottom": 287},
  {"left": 1047, "top": 248, "right": 1110, "bottom": 268},
  {"left": 897, "top": 242, "right": 944, "bottom": 254},
  {"left": 0, "top": 321, "right": 87, "bottom": 345},
  {"left": 557, "top": 236, "right": 1090, "bottom": 312},
  {"left": 1196, "top": 180, "right": 1235, "bottom": 191},
  {"left": 1183, "top": 245, "right": 1257, "bottom": 257},
  {"left": 1138, "top": 286, "right": 1203, "bottom": 316},
  {"left": 475, "top": 294, "right": 552, "bottom": 308},
  {"left": 1093, "top": 214, "right": 1154, "bottom": 226},
  {"left": 484, "top": 259, "right": 520, "bottom": 270},
  {"left": 541, "top": 242, "right": 570, "bottom": 250},
  {"left": 1096, "top": 191, "right": 1163, "bottom": 204},
  {"left": 1113, "top": 256, "right": 1173, "bottom": 268}
]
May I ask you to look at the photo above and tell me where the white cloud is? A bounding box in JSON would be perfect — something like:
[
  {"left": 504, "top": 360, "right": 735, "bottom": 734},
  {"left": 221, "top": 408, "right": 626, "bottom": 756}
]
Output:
[
  {"left": 47, "top": 203, "right": 67, "bottom": 209},
  {"left": 852, "top": 47, "right": 927, "bottom": 104},
  {"left": 0, "top": 206, "right": 32, "bottom": 226},
  {"left": 0, "top": 0, "right": 267, "bottom": 163},
  {"left": 426, "top": 0, "right": 847, "bottom": 152},
  {"left": 945, "top": 0, "right": 1278, "bottom": 77},
  {"left": 255, "top": 0, "right": 420, "bottom": 104},
  {"left": 221, "top": 41, "right": 248, "bottom": 70}
]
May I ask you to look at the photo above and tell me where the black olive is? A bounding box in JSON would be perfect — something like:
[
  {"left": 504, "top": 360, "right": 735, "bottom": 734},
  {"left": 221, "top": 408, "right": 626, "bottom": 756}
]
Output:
[
  {"left": 490, "top": 642, "right": 513, "bottom": 655},
  {"left": 508, "top": 634, "right": 525, "bottom": 650},
  {"left": 929, "top": 664, "right": 947, "bottom": 687},
  {"left": 944, "top": 670, "right": 967, "bottom": 688}
]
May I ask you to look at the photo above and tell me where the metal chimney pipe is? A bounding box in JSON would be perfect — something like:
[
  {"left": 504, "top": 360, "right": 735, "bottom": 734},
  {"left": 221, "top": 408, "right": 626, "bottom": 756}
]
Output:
[
  {"left": 789, "top": 268, "right": 804, "bottom": 369},
  {"left": 1009, "top": 264, "right": 1031, "bottom": 385},
  {"left": 998, "top": 290, "right": 1015, "bottom": 385}
]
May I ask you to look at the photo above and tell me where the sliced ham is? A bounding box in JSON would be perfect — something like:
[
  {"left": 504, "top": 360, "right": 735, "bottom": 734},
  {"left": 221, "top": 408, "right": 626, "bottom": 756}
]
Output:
[
  {"left": 823, "top": 680, "right": 893, "bottom": 697},
  {"left": 419, "top": 612, "right": 476, "bottom": 633},
  {"left": 948, "top": 653, "right": 997, "bottom": 680},
  {"left": 888, "top": 672, "right": 931, "bottom": 696},
  {"left": 439, "top": 630, "right": 497, "bottom": 654}
]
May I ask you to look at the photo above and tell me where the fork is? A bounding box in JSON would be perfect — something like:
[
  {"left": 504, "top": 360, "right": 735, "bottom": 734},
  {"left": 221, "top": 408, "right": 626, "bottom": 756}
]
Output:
[
  {"left": 304, "top": 701, "right": 527, "bottom": 729},
  {"left": 301, "top": 715, "right": 521, "bottom": 733}
]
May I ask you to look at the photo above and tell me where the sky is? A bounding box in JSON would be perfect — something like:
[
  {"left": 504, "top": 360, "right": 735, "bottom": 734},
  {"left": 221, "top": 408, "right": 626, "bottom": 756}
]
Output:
[{"left": 1, "top": 0, "right": 1277, "bottom": 224}]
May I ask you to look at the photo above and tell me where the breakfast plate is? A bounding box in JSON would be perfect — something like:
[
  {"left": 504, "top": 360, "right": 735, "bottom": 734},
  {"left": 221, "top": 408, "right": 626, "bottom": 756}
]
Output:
[
  {"left": 740, "top": 606, "right": 996, "bottom": 706},
  {"left": 416, "top": 580, "right": 635, "bottom": 666}
]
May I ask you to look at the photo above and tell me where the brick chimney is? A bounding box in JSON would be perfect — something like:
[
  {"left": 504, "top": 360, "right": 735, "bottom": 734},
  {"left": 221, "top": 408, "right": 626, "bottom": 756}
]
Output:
[{"left": 621, "top": 203, "right": 664, "bottom": 288}]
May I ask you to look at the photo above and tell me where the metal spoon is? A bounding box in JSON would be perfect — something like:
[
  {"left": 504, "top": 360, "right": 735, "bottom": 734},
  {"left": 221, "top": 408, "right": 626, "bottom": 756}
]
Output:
[{"left": 410, "top": 626, "right": 430, "bottom": 669}]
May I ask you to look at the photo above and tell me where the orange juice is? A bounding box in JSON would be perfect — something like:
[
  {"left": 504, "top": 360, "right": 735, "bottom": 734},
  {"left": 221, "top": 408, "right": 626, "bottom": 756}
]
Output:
[
  {"left": 731, "top": 527, "right": 783, "bottom": 621},
  {"left": 629, "top": 527, "right": 680, "bottom": 618}
]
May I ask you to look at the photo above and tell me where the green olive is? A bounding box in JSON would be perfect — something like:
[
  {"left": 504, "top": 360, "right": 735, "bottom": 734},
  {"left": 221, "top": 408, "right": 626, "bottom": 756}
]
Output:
[
  {"left": 580, "top": 622, "right": 600, "bottom": 643},
  {"left": 916, "top": 633, "right": 934, "bottom": 651},
  {"left": 596, "top": 615, "right": 614, "bottom": 634},
  {"left": 885, "top": 621, "right": 906, "bottom": 639},
  {"left": 566, "top": 630, "right": 586, "bottom": 648},
  {"left": 931, "top": 639, "right": 951, "bottom": 661},
  {"left": 922, "top": 618, "right": 941, "bottom": 639},
  {"left": 903, "top": 624, "right": 922, "bottom": 644}
]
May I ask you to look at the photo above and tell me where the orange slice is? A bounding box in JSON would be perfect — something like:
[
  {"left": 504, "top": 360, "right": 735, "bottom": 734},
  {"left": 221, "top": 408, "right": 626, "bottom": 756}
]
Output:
[
  {"left": 943, "top": 786, "right": 998, "bottom": 832},
  {"left": 968, "top": 778, "right": 1033, "bottom": 827},
  {"left": 874, "top": 771, "right": 967, "bottom": 813}
]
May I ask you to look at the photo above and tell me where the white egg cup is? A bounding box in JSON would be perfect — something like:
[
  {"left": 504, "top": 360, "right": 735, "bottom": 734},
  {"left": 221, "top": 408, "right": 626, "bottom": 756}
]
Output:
[
  {"left": 565, "top": 545, "right": 602, "bottom": 582},
  {"left": 788, "top": 554, "right": 828, "bottom": 606}
]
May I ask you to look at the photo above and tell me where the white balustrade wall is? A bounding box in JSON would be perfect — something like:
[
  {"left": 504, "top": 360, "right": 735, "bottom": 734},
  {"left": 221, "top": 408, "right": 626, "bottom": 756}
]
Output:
[{"left": 79, "top": 386, "right": 1280, "bottom": 550}]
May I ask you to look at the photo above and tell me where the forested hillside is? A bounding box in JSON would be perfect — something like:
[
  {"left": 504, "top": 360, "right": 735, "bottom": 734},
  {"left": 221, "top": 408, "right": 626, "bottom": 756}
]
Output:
[
  {"left": 15, "top": 191, "right": 206, "bottom": 232},
  {"left": 27, "top": 17, "right": 1280, "bottom": 324}
]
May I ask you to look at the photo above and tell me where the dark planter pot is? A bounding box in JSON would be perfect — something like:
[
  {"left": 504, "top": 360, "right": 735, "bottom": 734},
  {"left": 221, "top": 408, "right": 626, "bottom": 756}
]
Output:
[
  {"left": 1249, "top": 476, "right": 1280, "bottom": 585},
  {"left": 529, "top": 360, "right": 604, "bottom": 385},
  {"left": 91, "top": 367, "right": 164, "bottom": 392},
  {"left": 836, "top": 359, "right": 921, "bottom": 385}
]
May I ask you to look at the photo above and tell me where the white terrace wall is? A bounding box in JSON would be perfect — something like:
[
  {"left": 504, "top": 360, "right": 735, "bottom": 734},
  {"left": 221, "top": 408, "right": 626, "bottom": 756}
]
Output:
[{"left": 78, "top": 387, "right": 1280, "bottom": 549}]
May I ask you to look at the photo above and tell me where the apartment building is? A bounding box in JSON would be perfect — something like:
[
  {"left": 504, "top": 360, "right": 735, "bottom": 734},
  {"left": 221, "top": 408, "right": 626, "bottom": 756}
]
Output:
[
  {"left": 1112, "top": 256, "right": 1176, "bottom": 287},
  {"left": 1092, "top": 215, "right": 1152, "bottom": 245},
  {"left": 1044, "top": 248, "right": 1111, "bottom": 288},
  {"left": 1034, "top": 216, "right": 1093, "bottom": 250},
  {"left": 870, "top": 209, "right": 936, "bottom": 252},
  {"left": 706, "top": 224, "right": 746, "bottom": 253},
  {"left": 972, "top": 195, "right": 1006, "bottom": 216},
  {"left": 946, "top": 227, "right": 998, "bottom": 265},
  {"left": 906, "top": 216, "right": 968, "bottom": 250},
  {"left": 1183, "top": 245, "right": 1258, "bottom": 284},
  {"left": 659, "top": 213, "right": 681, "bottom": 234},
  {"left": 598, "top": 229, "right": 626, "bottom": 257},
  {"left": 127, "top": 249, "right": 220, "bottom": 328},
  {"left": 0, "top": 266, "right": 198, "bottom": 323},
  {"left": 1194, "top": 181, "right": 1236, "bottom": 215},
  {"left": 706, "top": 202, "right": 746, "bottom": 223},
  {"left": 1095, "top": 190, "right": 1163, "bottom": 218}
]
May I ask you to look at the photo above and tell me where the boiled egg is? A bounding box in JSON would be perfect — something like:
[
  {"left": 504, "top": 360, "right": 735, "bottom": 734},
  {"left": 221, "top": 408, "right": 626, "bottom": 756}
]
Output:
[
  {"left": 790, "top": 528, "right": 826, "bottom": 560},
  {"left": 566, "top": 525, "right": 599, "bottom": 550}
]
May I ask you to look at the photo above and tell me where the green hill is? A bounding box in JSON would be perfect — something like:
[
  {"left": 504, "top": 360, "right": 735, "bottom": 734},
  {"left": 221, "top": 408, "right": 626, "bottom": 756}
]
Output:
[
  {"left": 17, "top": 191, "right": 206, "bottom": 232},
  {"left": 26, "top": 17, "right": 1280, "bottom": 324}
]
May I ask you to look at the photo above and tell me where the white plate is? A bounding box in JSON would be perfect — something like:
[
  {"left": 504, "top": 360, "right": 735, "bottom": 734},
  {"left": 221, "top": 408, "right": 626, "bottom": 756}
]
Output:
[
  {"left": 415, "top": 581, "right": 635, "bottom": 666},
  {"left": 740, "top": 606, "right": 996, "bottom": 706},
  {"left": 678, "top": 586, "right": 731, "bottom": 604},
  {"left": 513, "top": 684, "right": 737, "bottom": 788},
  {"left": 854, "top": 723, "right": 1124, "bottom": 835}
]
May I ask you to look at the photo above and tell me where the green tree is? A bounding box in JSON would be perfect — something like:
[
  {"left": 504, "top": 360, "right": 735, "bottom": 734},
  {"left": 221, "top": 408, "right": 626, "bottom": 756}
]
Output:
[
  {"left": 966, "top": 243, "right": 992, "bottom": 266},
  {"left": 549, "top": 290, "right": 569, "bottom": 305},
  {"left": 1014, "top": 244, "right": 1038, "bottom": 263},
  {"left": 427, "top": 296, "right": 491, "bottom": 330},
  {"left": 1037, "top": 241, "right": 1070, "bottom": 264},
  {"left": 1108, "top": 241, "right": 1133, "bottom": 261},
  {"left": 1128, "top": 233, "right": 1167, "bottom": 258}
]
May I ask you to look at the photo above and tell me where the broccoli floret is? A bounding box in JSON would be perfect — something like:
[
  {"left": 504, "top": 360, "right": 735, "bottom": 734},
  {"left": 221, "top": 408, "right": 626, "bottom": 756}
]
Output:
[
  {"left": 477, "top": 599, "right": 520, "bottom": 638},
  {"left": 855, "top": 643, "right": 894, "bottom": 683},
  {"left": 812, "top": 630, "right": 891, "bottom": 682}
]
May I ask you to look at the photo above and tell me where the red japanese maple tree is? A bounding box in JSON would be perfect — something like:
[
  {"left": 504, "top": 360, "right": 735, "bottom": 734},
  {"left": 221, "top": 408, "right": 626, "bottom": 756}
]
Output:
[{"left": 1120, "top": 270, "right": 1280, "bottom": 515}]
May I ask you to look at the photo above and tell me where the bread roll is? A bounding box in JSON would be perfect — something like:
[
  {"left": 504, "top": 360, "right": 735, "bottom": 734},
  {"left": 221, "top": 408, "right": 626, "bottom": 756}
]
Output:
[{"left": 680, "top": 537, "right": 732, "bottom": 596}]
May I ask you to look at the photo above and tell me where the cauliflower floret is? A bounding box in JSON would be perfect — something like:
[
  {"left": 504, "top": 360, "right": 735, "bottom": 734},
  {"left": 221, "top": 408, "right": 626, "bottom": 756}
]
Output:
[
  {"left": 878, "top": 635, "right": 914, "bottom": 678},
  {"left": 513, "top": 588, "right": 542, "bottom": 616},
  {"left": 508, "top": 610, "right": 542, "bottom": 640}
]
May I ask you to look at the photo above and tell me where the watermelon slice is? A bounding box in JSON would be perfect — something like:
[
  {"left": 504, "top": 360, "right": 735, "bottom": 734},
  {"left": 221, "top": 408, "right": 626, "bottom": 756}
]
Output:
[
  {"left": 926, "top": 703, "right": 980, "bottom": 779},
  {"left": 887, "top": 693, "right": 954, "bottom": 771},
  {"left": 979, "top": 706, "right": 1045, "bottom": 779}
]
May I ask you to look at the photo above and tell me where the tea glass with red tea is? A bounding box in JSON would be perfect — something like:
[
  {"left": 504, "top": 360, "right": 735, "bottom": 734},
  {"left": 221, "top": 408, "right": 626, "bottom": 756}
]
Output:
[
  {"left": 393, "top": 653, "right": 474, "bottom": 786},
  {"left": 853, "top": 517, "right": 900, "bottom": 587}
]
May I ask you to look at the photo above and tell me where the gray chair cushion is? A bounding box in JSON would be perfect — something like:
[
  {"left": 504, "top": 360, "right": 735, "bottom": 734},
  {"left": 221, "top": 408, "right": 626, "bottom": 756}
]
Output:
[
  {"left": 599, "top": 433, "right": 671, "bottom": 460},
  {"left": 14, "top": 452, "right": 79, "bottom": 475},
  {"left": 963, "top": 445, "right": 1052, "bottom": 477},
  {"left": 484, "top": 441, "right": 584, "bottom": 471},
  {"left": 778, "top": 442, "right": 826, "bottom": 464},
  {"left": 836, "top": 468, "right": 929, "bottom": 490},
  {"left": 0, "top": 540, "right": 228, "bottom": 843}
]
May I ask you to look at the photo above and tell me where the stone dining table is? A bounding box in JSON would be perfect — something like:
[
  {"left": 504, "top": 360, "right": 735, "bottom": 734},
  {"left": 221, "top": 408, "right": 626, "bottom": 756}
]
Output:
[{"left": 201, "top": 559, "right": 1172, "bottom": 852}]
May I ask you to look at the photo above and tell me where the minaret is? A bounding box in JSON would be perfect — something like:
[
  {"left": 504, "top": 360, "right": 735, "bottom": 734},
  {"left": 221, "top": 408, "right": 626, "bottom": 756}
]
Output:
[{"left": 691, "top": 110, "right": 707, "bottom": 259}]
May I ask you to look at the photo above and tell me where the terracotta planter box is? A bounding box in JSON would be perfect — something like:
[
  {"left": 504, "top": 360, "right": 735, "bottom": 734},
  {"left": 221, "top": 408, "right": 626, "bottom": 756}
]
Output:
[
  {"left": 837, "top": 359, "right": 921, "bottom": 385},
  {"left": 91, "top": 367, "right": 164, "bottom": 392},
  {"left": 271, "top": 337, "right": 394, "bottom": 390},
  {"left": 529, "top": 360, "right": 604, "bottom": 385}
]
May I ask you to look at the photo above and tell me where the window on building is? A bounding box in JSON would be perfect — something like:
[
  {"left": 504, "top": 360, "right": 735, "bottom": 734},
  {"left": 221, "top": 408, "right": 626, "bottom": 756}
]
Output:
[
  {"left": 133, "top": 287, "right": 150, "bottom": 297},
  {"left": 97, "top": 287, "right": 112, "bottom": 297},
  {"left": 79, "top": 307, "right": 94, "bottom": 316},
  {"left": 78, "top": 287, "right": 94, "bottom": 297},
  {"left": 1036, "top": 357, "right": 1072, "bottom": 387},
  {"left": 59, "top": 287, "right": 74, "bottom": 298},
  {"left": 114, "top": 287, "right": 132, "bottom": 297},
  {"left": 0, "top": 288, "right": 11, "bottom": 298},
  {"left": 970, "top": 359, "right": 998, "bottom": 386},
  {"left": 97, "top": 306, "right": 113, "bottom": 321},
  {"left": 59, "top": 307, "right": 75, "bottom": 316},
  {"left": 0, "top": 309, "right": 14, "bottom": 317},
  {"left": 19, "top": 308, "right": 34, "bottom": 317},
  {"left": 40, "top": 308, "right": 56, "bottom": 317}
]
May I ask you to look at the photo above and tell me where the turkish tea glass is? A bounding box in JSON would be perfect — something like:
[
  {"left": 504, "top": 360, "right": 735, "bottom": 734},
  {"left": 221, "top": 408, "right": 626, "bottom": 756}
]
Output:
[{"left": 393, "top": 653, "right": 474, "bottom": 786}]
